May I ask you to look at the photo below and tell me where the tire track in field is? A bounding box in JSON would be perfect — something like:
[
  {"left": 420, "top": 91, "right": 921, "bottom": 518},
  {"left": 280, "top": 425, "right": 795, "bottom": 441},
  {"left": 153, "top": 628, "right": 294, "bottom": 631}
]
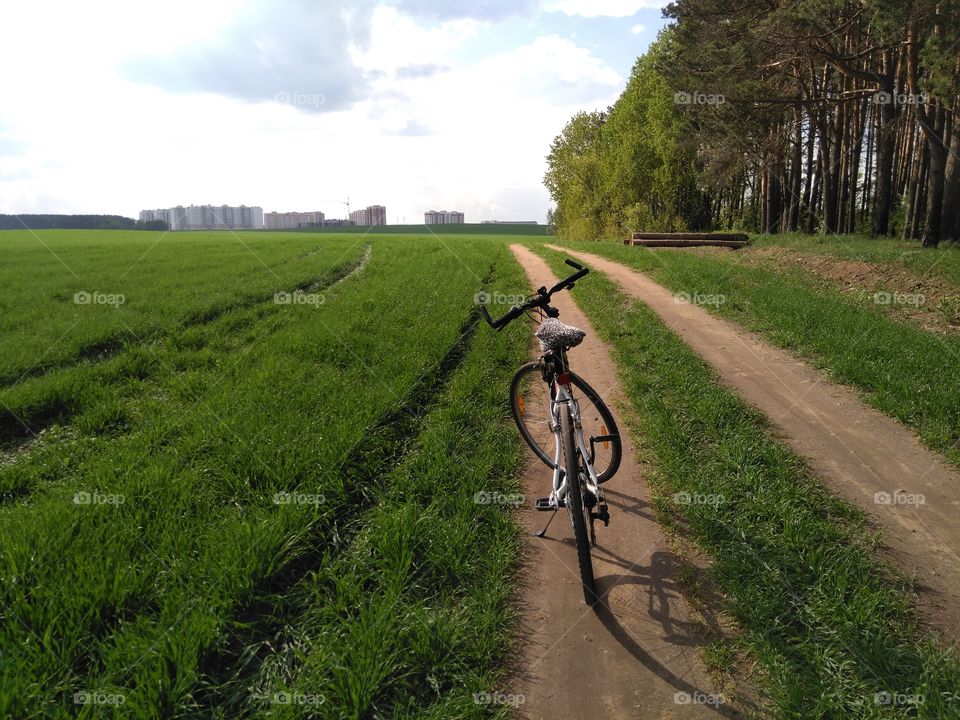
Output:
[
  {"left": 191, "top": 269, "right": 490, "bottom": 717},
  {"left": 0, "top": 249, "right": 381, "bottom": 703},
  {"left": 0, "top": 249, "right": 371, "bottom": 453},
  {"left": 0, "top": 245, "right": 367, "bottom": 388}
]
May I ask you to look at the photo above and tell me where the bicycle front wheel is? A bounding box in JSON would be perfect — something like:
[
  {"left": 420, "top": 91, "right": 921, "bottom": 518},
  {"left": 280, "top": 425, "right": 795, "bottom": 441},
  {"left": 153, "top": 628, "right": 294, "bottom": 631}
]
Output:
[
  {"left": 560, "top": 403, "right": 597, "bottom": 606},
  {"left": 510, "top": 362, "right": 622, "bottom": 483}
]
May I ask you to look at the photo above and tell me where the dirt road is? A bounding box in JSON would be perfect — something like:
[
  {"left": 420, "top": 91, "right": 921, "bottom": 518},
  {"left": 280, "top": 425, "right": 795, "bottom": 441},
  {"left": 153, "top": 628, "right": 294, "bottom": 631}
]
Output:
[
  {"left": 548, "top": 244, "right": 960, "bottom": 634},
  {"left": 510, "top": 245, "right": 733, "bottom": 719}
]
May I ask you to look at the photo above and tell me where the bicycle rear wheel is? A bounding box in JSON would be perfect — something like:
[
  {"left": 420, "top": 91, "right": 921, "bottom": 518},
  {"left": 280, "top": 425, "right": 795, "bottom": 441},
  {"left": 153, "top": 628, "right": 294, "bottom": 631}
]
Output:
[
  {"left": 510, "top": 362, "right": 621, "bottom": 483},
  {"left": 560, "top": 403, "right": 597, "bottom": 606}
]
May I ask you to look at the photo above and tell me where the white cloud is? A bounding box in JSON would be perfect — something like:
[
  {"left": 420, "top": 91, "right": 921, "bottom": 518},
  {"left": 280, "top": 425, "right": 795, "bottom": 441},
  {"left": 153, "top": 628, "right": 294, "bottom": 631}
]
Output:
[
  {"left": 124, "top": 1, "right": 377, "bottom": 112},
  {"left": 544, "top": 0, "right": 668, "bottom": 18},
  {"left": 0, "top": 1, "right": 625, "bottom": 223},
  {"left": 352, "top": 4, "right": 478, "bottom": 75},
  {"left": 387, "top": 0, "right": 537, "bottom": 21},
  {"left": 630, "top": 23, "right": 646, "bottom": 34}
]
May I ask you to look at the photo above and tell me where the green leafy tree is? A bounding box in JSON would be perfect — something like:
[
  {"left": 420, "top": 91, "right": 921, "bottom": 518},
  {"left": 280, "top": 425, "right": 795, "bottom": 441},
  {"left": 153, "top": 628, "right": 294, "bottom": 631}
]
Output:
[{"left": 544, "top": 111, "right": 606, "bottom": 240}]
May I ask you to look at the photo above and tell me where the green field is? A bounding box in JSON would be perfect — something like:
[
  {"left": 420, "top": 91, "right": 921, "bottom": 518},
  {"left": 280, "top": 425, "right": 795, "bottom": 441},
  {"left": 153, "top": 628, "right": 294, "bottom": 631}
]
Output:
[
  {"left": 0, "top": 230, "right": 533, "bottom": 719},
  {"left": 4, "top": 229, "right": 960, "bottom": 719}
]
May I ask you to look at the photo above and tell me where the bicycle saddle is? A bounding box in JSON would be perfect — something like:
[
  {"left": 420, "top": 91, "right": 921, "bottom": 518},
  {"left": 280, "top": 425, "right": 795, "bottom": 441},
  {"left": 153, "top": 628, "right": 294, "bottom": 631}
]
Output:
[{"left": 536, "top": 317, "right": 586, "bottom": 352}]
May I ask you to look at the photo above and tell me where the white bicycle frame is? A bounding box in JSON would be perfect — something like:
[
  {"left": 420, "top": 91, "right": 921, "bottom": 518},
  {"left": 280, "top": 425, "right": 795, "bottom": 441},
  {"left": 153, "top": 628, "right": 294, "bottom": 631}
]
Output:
[{"left": 549, "top": 379, "right": 602, "bottom": 507}]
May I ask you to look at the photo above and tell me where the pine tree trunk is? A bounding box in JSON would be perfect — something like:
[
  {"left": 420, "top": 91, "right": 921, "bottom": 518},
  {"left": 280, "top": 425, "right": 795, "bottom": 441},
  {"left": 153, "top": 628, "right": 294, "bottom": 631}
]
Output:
[
  {"left": 788, "top": 111, "right": 803, "bottom": 231},
  {"left": 871, "top": 55, "right": 897, "bottom": 236},
  {"left": 906, "top": 139, "right": 929, "bottom": 240},
  {"left": 921, "top": 104, "right": 947, "bottom": 247},
  {"left": 940, "top": 99, "right": 960, "bottom": 242}
]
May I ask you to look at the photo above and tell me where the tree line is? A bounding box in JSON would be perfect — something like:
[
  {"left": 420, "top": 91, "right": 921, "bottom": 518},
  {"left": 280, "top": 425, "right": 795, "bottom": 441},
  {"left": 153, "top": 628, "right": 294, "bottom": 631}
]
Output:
[
  {"left": 0, "top": 215, "right": 168, "bottom": 231},
  {"left": 546, "top": 0, "right": 959, "bottom": 246}
]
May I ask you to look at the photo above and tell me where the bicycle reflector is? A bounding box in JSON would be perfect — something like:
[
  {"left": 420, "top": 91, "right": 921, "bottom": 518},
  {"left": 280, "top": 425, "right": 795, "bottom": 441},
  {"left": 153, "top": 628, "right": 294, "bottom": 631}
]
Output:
[
  {"left": 601, "top": 425, "right": 609, "bottom": 449},
  {"left": 517, "top": 395, "right": 525, "bottom": 415}
]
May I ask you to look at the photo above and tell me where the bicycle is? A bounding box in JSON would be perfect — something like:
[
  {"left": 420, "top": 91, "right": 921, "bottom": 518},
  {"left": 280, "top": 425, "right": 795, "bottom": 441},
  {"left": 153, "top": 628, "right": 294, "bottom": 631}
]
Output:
[{"left": 480, "top": 259, "right": 622, "bottom": 605}]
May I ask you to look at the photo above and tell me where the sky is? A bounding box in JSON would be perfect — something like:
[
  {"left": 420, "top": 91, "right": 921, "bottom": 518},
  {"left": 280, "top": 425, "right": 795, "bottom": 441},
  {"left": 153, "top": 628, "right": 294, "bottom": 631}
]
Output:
[{"left": 0, "top": 0, "right": 670, "bottom": 224}]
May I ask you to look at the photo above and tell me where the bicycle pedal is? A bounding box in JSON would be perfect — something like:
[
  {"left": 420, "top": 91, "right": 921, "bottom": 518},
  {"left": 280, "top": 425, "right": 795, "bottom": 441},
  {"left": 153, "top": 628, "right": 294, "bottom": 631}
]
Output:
[
  {"left": 591, "top": 505, "right": 610, "bottom": 526},
  {"left": 535, "top": 497, "right": 564, "bottom": 511}
]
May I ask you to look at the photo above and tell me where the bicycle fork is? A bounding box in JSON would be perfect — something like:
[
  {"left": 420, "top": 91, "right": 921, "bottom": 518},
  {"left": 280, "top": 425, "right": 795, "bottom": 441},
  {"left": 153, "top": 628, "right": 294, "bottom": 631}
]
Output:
[{"left": 533, "top": 393, "right": 609, "bottom": 543}]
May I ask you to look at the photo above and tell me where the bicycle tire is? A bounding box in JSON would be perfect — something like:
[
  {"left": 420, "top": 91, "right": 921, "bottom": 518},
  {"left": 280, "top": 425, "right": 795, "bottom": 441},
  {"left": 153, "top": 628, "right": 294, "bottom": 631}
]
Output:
[
  {"left": 510, "top": 362, "right": 622, "bottom": 483},
  {"left": 560, "top": 404, "right": 598, "bottom": 606}
]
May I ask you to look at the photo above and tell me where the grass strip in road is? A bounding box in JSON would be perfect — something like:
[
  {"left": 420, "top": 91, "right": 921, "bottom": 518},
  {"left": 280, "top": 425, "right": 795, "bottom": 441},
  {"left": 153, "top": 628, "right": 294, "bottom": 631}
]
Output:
[
  {"left": 555, "top": 240, "right": 960, "bottom": 467},
  {"left": 538, "top": 244, "right": 960, "bottom": 719}
]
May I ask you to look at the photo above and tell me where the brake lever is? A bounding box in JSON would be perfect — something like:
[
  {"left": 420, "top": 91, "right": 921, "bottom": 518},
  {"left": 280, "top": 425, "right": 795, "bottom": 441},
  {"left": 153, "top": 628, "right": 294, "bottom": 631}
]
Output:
[{"left": 479, "top": 304, "right": 495, "bottom": 327}]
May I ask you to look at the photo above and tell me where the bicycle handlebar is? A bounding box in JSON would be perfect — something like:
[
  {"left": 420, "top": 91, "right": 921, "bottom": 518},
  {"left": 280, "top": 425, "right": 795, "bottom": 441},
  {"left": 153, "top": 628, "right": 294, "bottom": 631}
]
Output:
[{"left": 480, "top": 258, "right": 588, "bottom": 331}]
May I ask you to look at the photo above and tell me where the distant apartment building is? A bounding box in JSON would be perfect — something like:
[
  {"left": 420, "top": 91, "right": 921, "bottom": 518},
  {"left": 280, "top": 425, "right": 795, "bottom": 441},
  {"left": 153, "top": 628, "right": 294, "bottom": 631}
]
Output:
[
  {"left": 265, "top": 210, "right": 325, "bottom": 229},
  {"left": 424, "top": 210, "right": 464, "bottom": 224},
  {"left": 140, "top": 205, "right": 264, "bottom": 231},
  {"left": 349, "top": 205, "right": 387, "bottom": 226},
  {"left": 139, "top": 208, "right": 171, "bottom": 225}
]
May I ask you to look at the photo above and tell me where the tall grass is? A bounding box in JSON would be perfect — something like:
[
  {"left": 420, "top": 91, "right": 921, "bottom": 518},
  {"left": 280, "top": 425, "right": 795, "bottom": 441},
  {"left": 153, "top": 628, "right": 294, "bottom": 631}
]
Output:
[{"left": 0, "top": 235, "right": 530, "bottom": 719}]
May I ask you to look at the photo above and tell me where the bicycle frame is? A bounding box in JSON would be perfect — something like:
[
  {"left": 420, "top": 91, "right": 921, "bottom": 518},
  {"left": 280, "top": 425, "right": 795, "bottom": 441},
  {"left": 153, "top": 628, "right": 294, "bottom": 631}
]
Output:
[{"left": 544, "top": 348, "right": 603, "bottom": 507}]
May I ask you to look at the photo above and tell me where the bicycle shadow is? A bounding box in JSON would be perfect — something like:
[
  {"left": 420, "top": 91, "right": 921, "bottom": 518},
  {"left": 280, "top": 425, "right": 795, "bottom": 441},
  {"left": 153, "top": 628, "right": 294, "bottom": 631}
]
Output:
[
  {"left": 601, "top": 486, "right": 657, "bottom": 522},
  {"left": 542, "top": 536, "right": 744, "bottom": 718},
  {"left": 593, "top": 598, "right": 743, "bottom": 718},
  {"left": 594, "top": 549, "right": 747, "bottom": 718},
  {"left": 535, "top": 511, "right": 752, "bottom": 717},
  {"left": 539, "top": 534, "right": 705, "bottom": 649}
]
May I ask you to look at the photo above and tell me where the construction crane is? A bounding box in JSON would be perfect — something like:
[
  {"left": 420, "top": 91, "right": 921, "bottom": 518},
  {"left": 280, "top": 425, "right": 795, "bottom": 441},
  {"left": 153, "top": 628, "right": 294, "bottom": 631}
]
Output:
[{"left": 320, "top": 197, "right": 351, "bottom": 221}]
